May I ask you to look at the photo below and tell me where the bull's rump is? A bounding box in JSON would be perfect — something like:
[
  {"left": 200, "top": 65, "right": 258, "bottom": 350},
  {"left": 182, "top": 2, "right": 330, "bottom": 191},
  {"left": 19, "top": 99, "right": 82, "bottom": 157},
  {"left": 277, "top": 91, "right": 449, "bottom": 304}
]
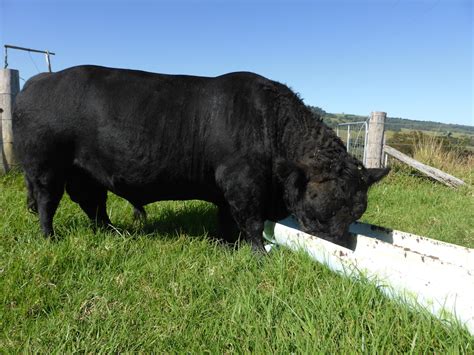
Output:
[{"left": 13, "top": 66, "right": 271, "bottom": 204}]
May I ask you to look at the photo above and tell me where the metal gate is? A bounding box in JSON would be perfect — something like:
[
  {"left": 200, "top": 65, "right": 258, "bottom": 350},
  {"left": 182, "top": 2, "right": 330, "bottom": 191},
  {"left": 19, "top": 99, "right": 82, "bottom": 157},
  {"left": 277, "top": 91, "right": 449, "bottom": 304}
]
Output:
[{"left": 336, "top": 121, "right": 368, "bottom": 165}]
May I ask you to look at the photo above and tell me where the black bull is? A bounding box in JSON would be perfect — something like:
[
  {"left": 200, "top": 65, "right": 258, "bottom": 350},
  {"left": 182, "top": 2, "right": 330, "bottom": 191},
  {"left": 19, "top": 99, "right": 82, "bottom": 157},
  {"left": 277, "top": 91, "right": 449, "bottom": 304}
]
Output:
[{"left": 13, "top": 66, "right": 389, "bottom": 251}]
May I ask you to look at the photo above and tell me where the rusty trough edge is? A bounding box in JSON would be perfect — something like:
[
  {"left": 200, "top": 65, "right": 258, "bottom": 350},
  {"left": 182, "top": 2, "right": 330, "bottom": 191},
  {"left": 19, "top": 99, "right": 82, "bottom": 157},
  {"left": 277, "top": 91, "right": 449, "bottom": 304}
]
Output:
[{"left": 263, "top": 217, "right": 474, "bottom": 336}]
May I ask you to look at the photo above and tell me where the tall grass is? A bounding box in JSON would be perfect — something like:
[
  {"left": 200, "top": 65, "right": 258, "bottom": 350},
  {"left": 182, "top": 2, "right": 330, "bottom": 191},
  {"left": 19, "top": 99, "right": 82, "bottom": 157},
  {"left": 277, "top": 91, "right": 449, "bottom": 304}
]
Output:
[{"left": 411, "top": 132, "right": 473, "bottom": 183}]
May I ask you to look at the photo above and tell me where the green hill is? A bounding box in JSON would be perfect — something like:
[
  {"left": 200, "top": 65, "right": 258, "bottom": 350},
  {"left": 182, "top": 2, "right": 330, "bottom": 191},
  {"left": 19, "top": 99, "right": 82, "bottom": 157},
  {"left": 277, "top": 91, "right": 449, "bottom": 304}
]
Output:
[{"left": 308, "top": 106, "right": 473, "bottom": 139}]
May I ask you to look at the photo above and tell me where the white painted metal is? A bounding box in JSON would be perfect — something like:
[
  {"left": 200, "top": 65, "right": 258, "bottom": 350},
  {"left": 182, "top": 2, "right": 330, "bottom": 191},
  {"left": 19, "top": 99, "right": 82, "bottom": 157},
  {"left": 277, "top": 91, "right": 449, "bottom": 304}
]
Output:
[
  {"left": 263, "top": 217, "right": 474, "bottom": 335},
  {"left": 349, "top": 221, "right": 473, "bottom": 271}
]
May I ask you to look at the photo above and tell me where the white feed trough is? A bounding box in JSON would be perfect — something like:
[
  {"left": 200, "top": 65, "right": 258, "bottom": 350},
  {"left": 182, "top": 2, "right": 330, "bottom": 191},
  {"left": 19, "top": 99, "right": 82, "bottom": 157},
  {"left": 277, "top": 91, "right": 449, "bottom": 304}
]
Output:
[{"left": 263, "top": 217, "right": 474, "bottom": 335}]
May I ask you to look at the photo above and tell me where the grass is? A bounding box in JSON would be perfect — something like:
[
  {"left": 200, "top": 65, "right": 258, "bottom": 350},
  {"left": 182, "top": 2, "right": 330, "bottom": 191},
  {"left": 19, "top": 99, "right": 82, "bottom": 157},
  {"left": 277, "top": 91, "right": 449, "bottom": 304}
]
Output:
[
  {"left": 1, "top": 170, "right": 473, "bottom": 352},
  {"left": 361, "top": 168, "right": 474, "bottom": 248},
  {"left": 411, "top": 133, "right": 473, "bottom": 184}
]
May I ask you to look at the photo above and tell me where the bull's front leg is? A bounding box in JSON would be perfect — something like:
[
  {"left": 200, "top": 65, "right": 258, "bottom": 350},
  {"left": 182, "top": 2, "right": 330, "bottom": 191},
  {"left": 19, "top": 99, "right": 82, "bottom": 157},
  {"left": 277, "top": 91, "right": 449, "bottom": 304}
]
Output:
[
  {"left": 215, "top": 163, "right": 267, "bottom": 253},
  {"left": 239, "top": 218, "right": 266, "bottom": 253},
  {"left": 217, "top": 204, "right": 240, "bottom": 244}
]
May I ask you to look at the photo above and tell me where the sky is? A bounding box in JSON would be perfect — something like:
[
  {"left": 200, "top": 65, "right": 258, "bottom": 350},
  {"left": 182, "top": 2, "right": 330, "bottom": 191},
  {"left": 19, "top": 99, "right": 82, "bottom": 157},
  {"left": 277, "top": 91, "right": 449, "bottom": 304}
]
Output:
[{"left": 0, "top": 0, "right": 472, "bottom": 126}]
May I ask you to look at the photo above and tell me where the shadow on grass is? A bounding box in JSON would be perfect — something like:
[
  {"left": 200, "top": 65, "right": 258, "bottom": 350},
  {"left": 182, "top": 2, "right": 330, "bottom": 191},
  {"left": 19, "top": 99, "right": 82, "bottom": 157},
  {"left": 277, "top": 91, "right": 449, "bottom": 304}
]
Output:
[
  {"left": 111, "top": 203, "right": 222, "bottom": 242},
  {"left": 31, "top": 198, "right": 239, "bottom": 247}
]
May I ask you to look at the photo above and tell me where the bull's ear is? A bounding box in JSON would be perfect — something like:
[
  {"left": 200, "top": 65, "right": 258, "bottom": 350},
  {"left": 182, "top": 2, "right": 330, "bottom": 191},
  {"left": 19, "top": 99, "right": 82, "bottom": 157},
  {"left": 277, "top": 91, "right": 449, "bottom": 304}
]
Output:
[
  {"left": 366, "top": 167, "right": 390, "bottom": 185},
  {"left": 275, "top": 159, "right": 308, "bottom": 208}
]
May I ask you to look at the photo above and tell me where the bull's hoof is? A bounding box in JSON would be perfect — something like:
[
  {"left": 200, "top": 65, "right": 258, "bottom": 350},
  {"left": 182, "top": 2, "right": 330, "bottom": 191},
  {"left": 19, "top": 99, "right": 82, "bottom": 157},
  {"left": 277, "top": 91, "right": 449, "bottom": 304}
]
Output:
[
  {"left": 133, "top": 206, "right": 147, "bottom": 221},
  {"left": 28, "top": 207, "right": 38, "bottom": 215},
  {"left": 251, "top": 240, "right": 268, "bottom": 255},
  {"left": 41, "top": 229, "right": 57, "bottom": 240},
  {"left": 27, "top": 202, "right": 38, "bottom": 214}
]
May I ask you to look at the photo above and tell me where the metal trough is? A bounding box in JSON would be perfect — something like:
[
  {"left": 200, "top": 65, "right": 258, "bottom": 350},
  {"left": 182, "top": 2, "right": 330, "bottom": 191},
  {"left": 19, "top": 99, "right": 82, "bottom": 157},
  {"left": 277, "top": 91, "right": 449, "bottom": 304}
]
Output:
[{"left": 263, "top": 217, "right": 474, "bottom": 335}]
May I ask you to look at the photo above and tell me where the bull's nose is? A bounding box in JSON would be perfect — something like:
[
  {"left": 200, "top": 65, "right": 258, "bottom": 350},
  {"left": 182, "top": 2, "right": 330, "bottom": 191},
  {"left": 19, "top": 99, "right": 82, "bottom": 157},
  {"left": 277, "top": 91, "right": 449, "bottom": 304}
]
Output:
[
  {"left": 299, "top": 221, "right": 350, "bottom": 246},
  {"left": 333, "top": 230, "right": 356, "bottom": 250},
  {"left": 303, "top": 227, "right": 354, "bottom": 249},
  {"left": 307, "top": 229, "right": 337, "bottom": 243}
]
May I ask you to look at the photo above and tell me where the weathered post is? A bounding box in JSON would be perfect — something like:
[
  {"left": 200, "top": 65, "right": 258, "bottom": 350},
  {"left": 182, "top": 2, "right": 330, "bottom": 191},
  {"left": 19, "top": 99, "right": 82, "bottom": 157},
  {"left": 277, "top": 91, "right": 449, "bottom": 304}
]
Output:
[
  {"left": 0, "top": 68, "right": 20, "bottom": 173},
  {"left": 365, "top": 111, "right": 386, "bottom": 168},
  {"left": 0, "top": 107, "right": 4, "bottom": 174}
]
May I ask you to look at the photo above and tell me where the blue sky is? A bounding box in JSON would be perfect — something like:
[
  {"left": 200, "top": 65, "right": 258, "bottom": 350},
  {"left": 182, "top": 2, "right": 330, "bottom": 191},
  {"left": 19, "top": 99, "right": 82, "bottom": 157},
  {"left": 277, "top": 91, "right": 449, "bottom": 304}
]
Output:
[{"left": 1, "top": 0, "right": 472, "bottom": 125}]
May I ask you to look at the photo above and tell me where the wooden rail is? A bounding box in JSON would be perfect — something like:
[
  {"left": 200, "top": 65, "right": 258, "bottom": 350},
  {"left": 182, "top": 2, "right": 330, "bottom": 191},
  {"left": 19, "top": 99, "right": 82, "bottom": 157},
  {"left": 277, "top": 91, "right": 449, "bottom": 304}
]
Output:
[{"left": 383, "top": 145, "right": 466, "bottom": 188}]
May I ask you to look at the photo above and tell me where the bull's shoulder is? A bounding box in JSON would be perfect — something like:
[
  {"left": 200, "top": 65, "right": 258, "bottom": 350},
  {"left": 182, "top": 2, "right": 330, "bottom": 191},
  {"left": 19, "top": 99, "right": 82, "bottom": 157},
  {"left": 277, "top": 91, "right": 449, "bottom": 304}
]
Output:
[
  {"left": 216, "top": 71, "right": 265, "bottom": 80},
  {"left": 213, "top": 71, "right": 290, "bottom": 97},
  {"left": 214, "top": 71, "right": 273, "bottom": 85},
  {"left": 215, "top": 71, "right": 296, "bottom": 96}
]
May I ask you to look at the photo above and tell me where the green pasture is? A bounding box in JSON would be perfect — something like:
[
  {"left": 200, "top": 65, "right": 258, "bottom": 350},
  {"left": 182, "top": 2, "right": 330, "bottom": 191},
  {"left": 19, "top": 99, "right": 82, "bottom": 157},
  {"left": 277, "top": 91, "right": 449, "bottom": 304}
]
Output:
[{"left": 1, "top": 170, "right": 473, "bottom": 352}]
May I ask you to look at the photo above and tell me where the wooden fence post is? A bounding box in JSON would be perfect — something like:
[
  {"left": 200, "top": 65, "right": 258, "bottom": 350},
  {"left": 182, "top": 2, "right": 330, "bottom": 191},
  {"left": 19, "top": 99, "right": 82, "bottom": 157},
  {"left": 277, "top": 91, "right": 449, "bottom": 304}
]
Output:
[
  {"left": 0, "top": 68, "right": 20, "bottom": 174},
  {"left": 365, "top": 111, "right": 386, "bottom": 168},
  {"left": 0, "top": 107, "right": 4, "bottom": 174}
]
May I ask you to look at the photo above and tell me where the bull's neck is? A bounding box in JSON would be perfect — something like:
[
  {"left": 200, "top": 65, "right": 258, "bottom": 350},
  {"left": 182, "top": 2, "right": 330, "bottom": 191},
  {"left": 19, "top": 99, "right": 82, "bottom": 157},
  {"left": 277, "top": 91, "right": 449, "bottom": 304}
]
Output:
[{"left": 278, "top": 111, "right": 346, "bottom": 162}]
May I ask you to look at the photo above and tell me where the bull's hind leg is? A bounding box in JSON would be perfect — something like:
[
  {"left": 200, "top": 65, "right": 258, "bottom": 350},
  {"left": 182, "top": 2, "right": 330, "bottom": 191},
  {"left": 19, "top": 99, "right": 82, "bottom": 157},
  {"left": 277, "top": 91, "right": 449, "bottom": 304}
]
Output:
[
  {"left": 133, "top": 204, "right": 147, "bottom": 221},
  {"left": 65, "top": 168, "right": 111, "bottom": 228},
  {"left": 30, "top": 171, "right": 65, "bottom": 236}
]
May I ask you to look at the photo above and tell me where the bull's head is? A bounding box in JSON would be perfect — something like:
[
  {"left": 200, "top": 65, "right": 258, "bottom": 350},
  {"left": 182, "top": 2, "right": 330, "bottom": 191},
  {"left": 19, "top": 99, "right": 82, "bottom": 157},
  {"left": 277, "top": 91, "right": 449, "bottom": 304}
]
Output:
[{"left": 276, "top": 156, "right": 389, "bottom": 246}]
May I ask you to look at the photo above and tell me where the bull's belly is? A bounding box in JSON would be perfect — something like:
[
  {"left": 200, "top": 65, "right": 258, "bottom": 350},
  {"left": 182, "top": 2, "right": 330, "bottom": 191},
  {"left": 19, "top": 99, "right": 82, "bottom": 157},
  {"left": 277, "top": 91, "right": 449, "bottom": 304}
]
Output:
[
  {"left": 73, "top": 155, "right": 222, "bottom": 205},
  {"left": 108, "top": 179, "right": 223, "bottom": 206}
]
